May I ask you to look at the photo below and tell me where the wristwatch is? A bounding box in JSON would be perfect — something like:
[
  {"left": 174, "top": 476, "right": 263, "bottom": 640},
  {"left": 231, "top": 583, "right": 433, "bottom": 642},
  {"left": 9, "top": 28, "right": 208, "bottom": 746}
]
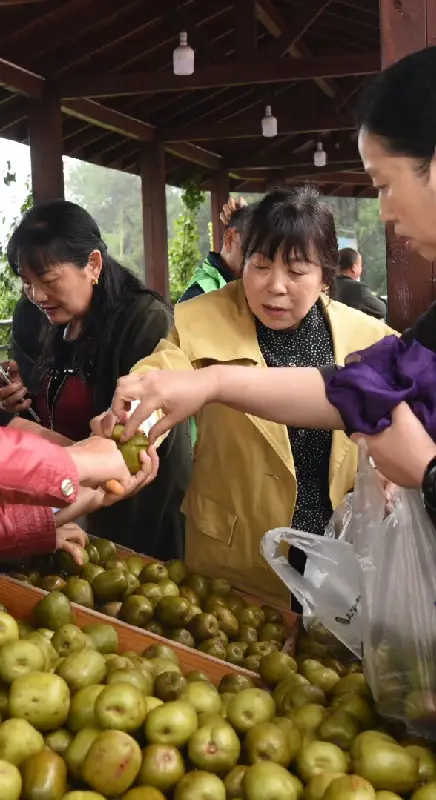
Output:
[{"left": 421, "top": 455, "right": 436, "bottom": 512}]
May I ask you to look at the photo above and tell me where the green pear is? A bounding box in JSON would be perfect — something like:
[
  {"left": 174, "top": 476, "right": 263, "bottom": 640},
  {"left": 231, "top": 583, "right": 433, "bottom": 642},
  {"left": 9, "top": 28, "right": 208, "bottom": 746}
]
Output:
[
  {"left": 9, "top": 671, "right": 70, "bottom": 731},
  {"left": 303, "top": 770, "right": 346, "bottom": 800},
  {"left": 0, "top": 760, "right": 21, "bottom": 800},
  {"left": 0, "top": 639, "right": 45, "bottom": 683},
  {"left": 243, "top": 762, "right": 303, "bottom": 800},
  {"left": 188, "top": 720, "right": 240, "bottom": 772},
  {"left": 144, "top": 701, "right": 198, "bottom": 747},
  {"left": 174, "top": 771, "right": 225, "bottom": 800},
  {"left": 226, "top": 688, "right": 275, "bottom": 734},
  {"left": 297, "top": 740, "right": 350, "bottom": 783},
  {"left": 411, "top": 785, "right": 436, "bottom": 800},
  {"left": 180, "top": 682, "right": 221, "bottom": 715},
  {"left": 95, "top": 683, "right": 147, "bottom": 733},
  {"left": 323, "top": 775, "right": 376, "bottom": 799},
  {"left": 353, "top": 736, "right": 419, "bottom": 794},
  {"left": 67, "top": 684, "right": 105, "bottom": 733},
  {"left": 82, "top": 730, "right": 142, "bottom": 796},
  {"left": 64, "top": 727, "right": 100, "bottom": 781},
  {"left": 137, "top": 743, "right": 185, "bottom": 792},
  {"left": 0, "top": 718, "right": 44, "bottom": 765},
  {"left": 404, "top": 744, "right": 436, "bottom": 782},
  {"left": 245, "top": 722, "right": 291, "bottom": 767}
]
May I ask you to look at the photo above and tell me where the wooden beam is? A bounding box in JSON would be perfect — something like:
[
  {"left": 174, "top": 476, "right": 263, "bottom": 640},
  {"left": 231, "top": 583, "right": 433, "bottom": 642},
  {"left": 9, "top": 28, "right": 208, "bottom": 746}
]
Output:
[
  {"left": 140, "top": 142, "right": 169, "bottom": 298},
  {"left": 0, "top": 58, "right": 43, "bottom": 97},
  {"left": 235, "top": 0, "right": 257, "bottom": 58},
  {"left": 162, "top": 109, "right": 355, "bottom": 142},
  {"left": 59, "top": 53, "right": 380, "bottom": 99},
  {"left": 165, "top": 142, "right": 222, "bottom": 170},
  {"left": 225, "top": 146, "right": 360, "bottom": 170},
  {"left": 264, "top": 0, "right": 332, "bottom": 59},
  {"left": 211, "top": 171, "right": 230, "bottom": 251},
  {"left": 28, "top": 95, "right": 64, "bottom": 203},
  {"left": 61, "top": 99, "right": 155, "bottom": 141}
]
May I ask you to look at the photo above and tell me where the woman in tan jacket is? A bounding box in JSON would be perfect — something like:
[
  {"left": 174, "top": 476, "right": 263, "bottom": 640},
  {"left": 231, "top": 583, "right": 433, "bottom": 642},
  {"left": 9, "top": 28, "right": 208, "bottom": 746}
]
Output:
[{"left": 97, "top": 186, "right": 395, "bottom": 608}]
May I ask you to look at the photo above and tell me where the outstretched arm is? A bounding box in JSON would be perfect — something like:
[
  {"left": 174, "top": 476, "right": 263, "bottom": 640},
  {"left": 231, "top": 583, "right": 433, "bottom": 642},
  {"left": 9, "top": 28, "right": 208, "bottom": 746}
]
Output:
[{"left": 98, "top": 364, "right": 343, "bottom": 442}]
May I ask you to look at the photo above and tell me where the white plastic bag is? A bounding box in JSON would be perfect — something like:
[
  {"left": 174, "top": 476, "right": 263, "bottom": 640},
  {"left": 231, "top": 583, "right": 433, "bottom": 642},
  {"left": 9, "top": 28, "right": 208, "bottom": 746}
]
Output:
[
  {"left": 261, "top": 526, "right": 362, "bottom": 656},
  {"left": 356, "top": 483, "right": 436, "bottom": 739},
  {"left": 261, "top": 445, "right": 385, "bottom": 658}
]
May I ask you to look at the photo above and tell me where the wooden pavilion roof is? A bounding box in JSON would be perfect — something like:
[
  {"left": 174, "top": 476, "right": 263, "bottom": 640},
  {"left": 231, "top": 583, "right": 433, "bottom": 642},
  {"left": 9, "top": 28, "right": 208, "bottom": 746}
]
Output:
[{"left": 0, "top": 0, "right": 379, "bottom": 196}]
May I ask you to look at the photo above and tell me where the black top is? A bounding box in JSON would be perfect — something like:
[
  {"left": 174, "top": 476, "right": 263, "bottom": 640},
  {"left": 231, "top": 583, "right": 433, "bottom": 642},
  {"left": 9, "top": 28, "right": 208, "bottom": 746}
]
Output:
[
  {"left": 334, "top": 275, "right": 386, "bottom": 320},
  {"left": 256, "top": 301, "right": 335, "bottom": 539},
  {"left": 11, "top": 293, "right": 192, "bottom": 561},
  {"left": 179, "top": 251, "right": 236, "bottom": 302}
]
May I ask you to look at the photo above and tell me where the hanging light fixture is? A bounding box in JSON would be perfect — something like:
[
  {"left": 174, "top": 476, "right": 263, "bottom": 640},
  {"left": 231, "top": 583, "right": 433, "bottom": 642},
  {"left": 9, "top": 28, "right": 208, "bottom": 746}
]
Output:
[
  {"left": 261, "top": 105, "right": 277, "bottom": 138},
  {"left": 314, "top": 141, "right": 327, "bottom": 167},
  {"left": 173, "top": 31, "right": 194, "bottom": 75}
]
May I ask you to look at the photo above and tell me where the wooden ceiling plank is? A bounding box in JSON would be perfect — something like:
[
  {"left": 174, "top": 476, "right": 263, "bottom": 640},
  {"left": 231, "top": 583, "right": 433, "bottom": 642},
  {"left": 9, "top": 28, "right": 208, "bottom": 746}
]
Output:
[
  {"left": 264, "top": 0, "right": 332, "bottom": 59},
  {"left": 235, "top": 0, "right": 257, "bottom": 58}
]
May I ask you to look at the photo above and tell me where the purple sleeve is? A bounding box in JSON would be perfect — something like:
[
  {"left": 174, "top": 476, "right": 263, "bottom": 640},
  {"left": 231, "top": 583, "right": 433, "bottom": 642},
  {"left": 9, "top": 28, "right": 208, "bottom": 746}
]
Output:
[{"left": 323, "top": 336, "right": 436, "bottom": 440}]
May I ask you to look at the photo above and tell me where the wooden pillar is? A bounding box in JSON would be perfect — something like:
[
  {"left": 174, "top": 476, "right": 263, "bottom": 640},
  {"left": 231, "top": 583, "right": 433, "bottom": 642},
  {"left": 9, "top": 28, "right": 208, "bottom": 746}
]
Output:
[
  {"left": 28, "top": 96, "right": 64, "bottom": 204},
  {"left": 381, "top": 0, "right": 435, "bottom": 331},
  {"left": 211, "top": 170, "right": 230, "bottom": 252},
  {"left": 140, "top": 142, "right": 169, "bottom": 299}
]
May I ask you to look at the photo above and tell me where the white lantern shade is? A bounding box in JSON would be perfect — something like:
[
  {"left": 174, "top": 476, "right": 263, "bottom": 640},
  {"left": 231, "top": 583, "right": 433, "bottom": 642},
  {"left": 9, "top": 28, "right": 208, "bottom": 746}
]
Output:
[
  {"left": 314, "top": 142, "right": 327, "bottom": 167},
  {"left": 173, "top": 31, "right": 194, "bottom": 76},
  {"left": 261, "top": 105, "right": 277, "bottom": 138}
]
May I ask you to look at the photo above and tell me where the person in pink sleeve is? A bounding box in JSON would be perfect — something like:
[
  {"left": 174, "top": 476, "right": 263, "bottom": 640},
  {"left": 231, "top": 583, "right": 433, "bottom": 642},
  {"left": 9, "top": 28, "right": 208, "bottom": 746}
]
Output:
[{"left": 0, "top": 426, "right": 157, "bottom": 562}]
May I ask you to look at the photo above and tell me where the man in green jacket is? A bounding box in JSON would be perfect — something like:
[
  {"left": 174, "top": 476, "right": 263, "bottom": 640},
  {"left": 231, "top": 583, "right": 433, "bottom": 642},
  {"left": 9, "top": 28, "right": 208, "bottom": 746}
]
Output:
[{"left": 179, "top": 205, "right": 251, "bottom": 303}]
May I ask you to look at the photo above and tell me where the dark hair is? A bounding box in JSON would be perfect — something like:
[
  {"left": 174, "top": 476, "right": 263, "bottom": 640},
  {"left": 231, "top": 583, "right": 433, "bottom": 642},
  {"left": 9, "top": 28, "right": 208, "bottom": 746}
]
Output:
[
  {"left": 338, "top": 247, "right": 359, "bottom": 270},
  {"left": 224, "top": 205, "right": 252, "bottom": 235},
  {"left": 7, "top": 199, "right": 170, "bottom": 375},
  {"left": 241, "top": 185, "right": 338, "bottom": 293},
  {"left": 357, "top": 46, "right": 436, "bottom": 173}
]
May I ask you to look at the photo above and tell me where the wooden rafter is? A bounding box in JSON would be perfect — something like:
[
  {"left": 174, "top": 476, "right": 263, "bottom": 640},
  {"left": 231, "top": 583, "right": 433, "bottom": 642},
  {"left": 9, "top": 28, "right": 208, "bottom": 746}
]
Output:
[
  {"left": 162, "top": 109, "right": 356, "bottom": 142},
  {"left": 256, "top": 0, "right": 336, "bottom": 99},
  {"left": 58, "top": 53, "right": 380, "bottom": 99},
  {"left": 225, "top": 146, "right": 360, "bottom": 170}
]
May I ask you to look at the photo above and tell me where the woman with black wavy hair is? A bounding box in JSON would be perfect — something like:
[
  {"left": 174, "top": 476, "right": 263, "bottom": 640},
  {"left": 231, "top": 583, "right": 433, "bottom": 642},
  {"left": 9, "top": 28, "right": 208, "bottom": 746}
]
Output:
[{"left": 2, "top": 199, "right": 191, "bottom": 559}]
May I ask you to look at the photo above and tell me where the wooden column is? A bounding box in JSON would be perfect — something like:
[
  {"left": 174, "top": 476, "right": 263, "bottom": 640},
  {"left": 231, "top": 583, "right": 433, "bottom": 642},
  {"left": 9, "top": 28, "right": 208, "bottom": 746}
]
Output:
[
  {"left": 140, "top": 142, "right": 169, "bottom": 299},
  {"left": 28, "top": 96, "right": 64, "bottom": 204},
  {"left": 211, "top": 171, "right": 230, "bottom": 252},
  {"left": 381, "top": 0, "right": 435, "bottom": 331}
]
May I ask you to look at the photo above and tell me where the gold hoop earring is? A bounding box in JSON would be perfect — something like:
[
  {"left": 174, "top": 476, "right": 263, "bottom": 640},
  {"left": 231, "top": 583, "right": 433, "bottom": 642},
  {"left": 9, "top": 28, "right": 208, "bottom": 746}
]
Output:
[{"left": 92, "top": 278, "right": 99, "bottom": 286}]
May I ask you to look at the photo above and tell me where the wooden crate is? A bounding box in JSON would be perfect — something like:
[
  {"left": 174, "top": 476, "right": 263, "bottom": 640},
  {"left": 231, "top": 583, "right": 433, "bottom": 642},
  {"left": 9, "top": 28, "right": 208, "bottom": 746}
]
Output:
[{"left": 0, "top": 576, "right": 266, "bottom": 686}]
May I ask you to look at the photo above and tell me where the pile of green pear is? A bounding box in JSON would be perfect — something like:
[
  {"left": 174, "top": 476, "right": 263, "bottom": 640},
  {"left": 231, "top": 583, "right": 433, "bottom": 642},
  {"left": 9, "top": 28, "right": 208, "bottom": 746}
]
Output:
[
  {"left": 9, "top": 541, "right": 290, "bottom": 673},
  {"left": 0, "top": 594, "right": 433, "bottom": 799}
]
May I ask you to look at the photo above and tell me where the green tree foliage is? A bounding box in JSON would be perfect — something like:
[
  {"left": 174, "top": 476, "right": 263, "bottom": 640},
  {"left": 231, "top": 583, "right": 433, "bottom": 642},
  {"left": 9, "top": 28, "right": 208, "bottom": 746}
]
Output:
[
  {"left": 324, "top": 195, "right": 386, "bottom": 296},
  {"left": 356, "top": 199, "right": 387, "bottom": 296},
  {"left": 168, "top": 180, "right": 206, "bottom": 303},
  {"left": 0, "top": 164, "right": 32, "bottom": 348},
  {"left": 66, "top": 160, "right": 211, "bottom": 297}
]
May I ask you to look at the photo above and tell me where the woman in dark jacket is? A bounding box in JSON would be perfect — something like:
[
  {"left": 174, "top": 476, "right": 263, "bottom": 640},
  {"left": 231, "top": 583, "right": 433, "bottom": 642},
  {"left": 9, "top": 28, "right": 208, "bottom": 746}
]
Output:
[{"left": 2, "top": 199, "right": 191, "bottom": 558}]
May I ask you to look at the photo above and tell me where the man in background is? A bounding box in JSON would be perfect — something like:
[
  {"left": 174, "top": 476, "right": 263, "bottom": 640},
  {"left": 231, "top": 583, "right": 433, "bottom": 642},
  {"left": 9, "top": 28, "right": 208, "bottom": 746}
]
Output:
[
  {"left": 178, "top": 205, "right": 251, "bottom": 302},
  {"left": 335, "top": 247, "right": 386, "bottom": 320}
]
